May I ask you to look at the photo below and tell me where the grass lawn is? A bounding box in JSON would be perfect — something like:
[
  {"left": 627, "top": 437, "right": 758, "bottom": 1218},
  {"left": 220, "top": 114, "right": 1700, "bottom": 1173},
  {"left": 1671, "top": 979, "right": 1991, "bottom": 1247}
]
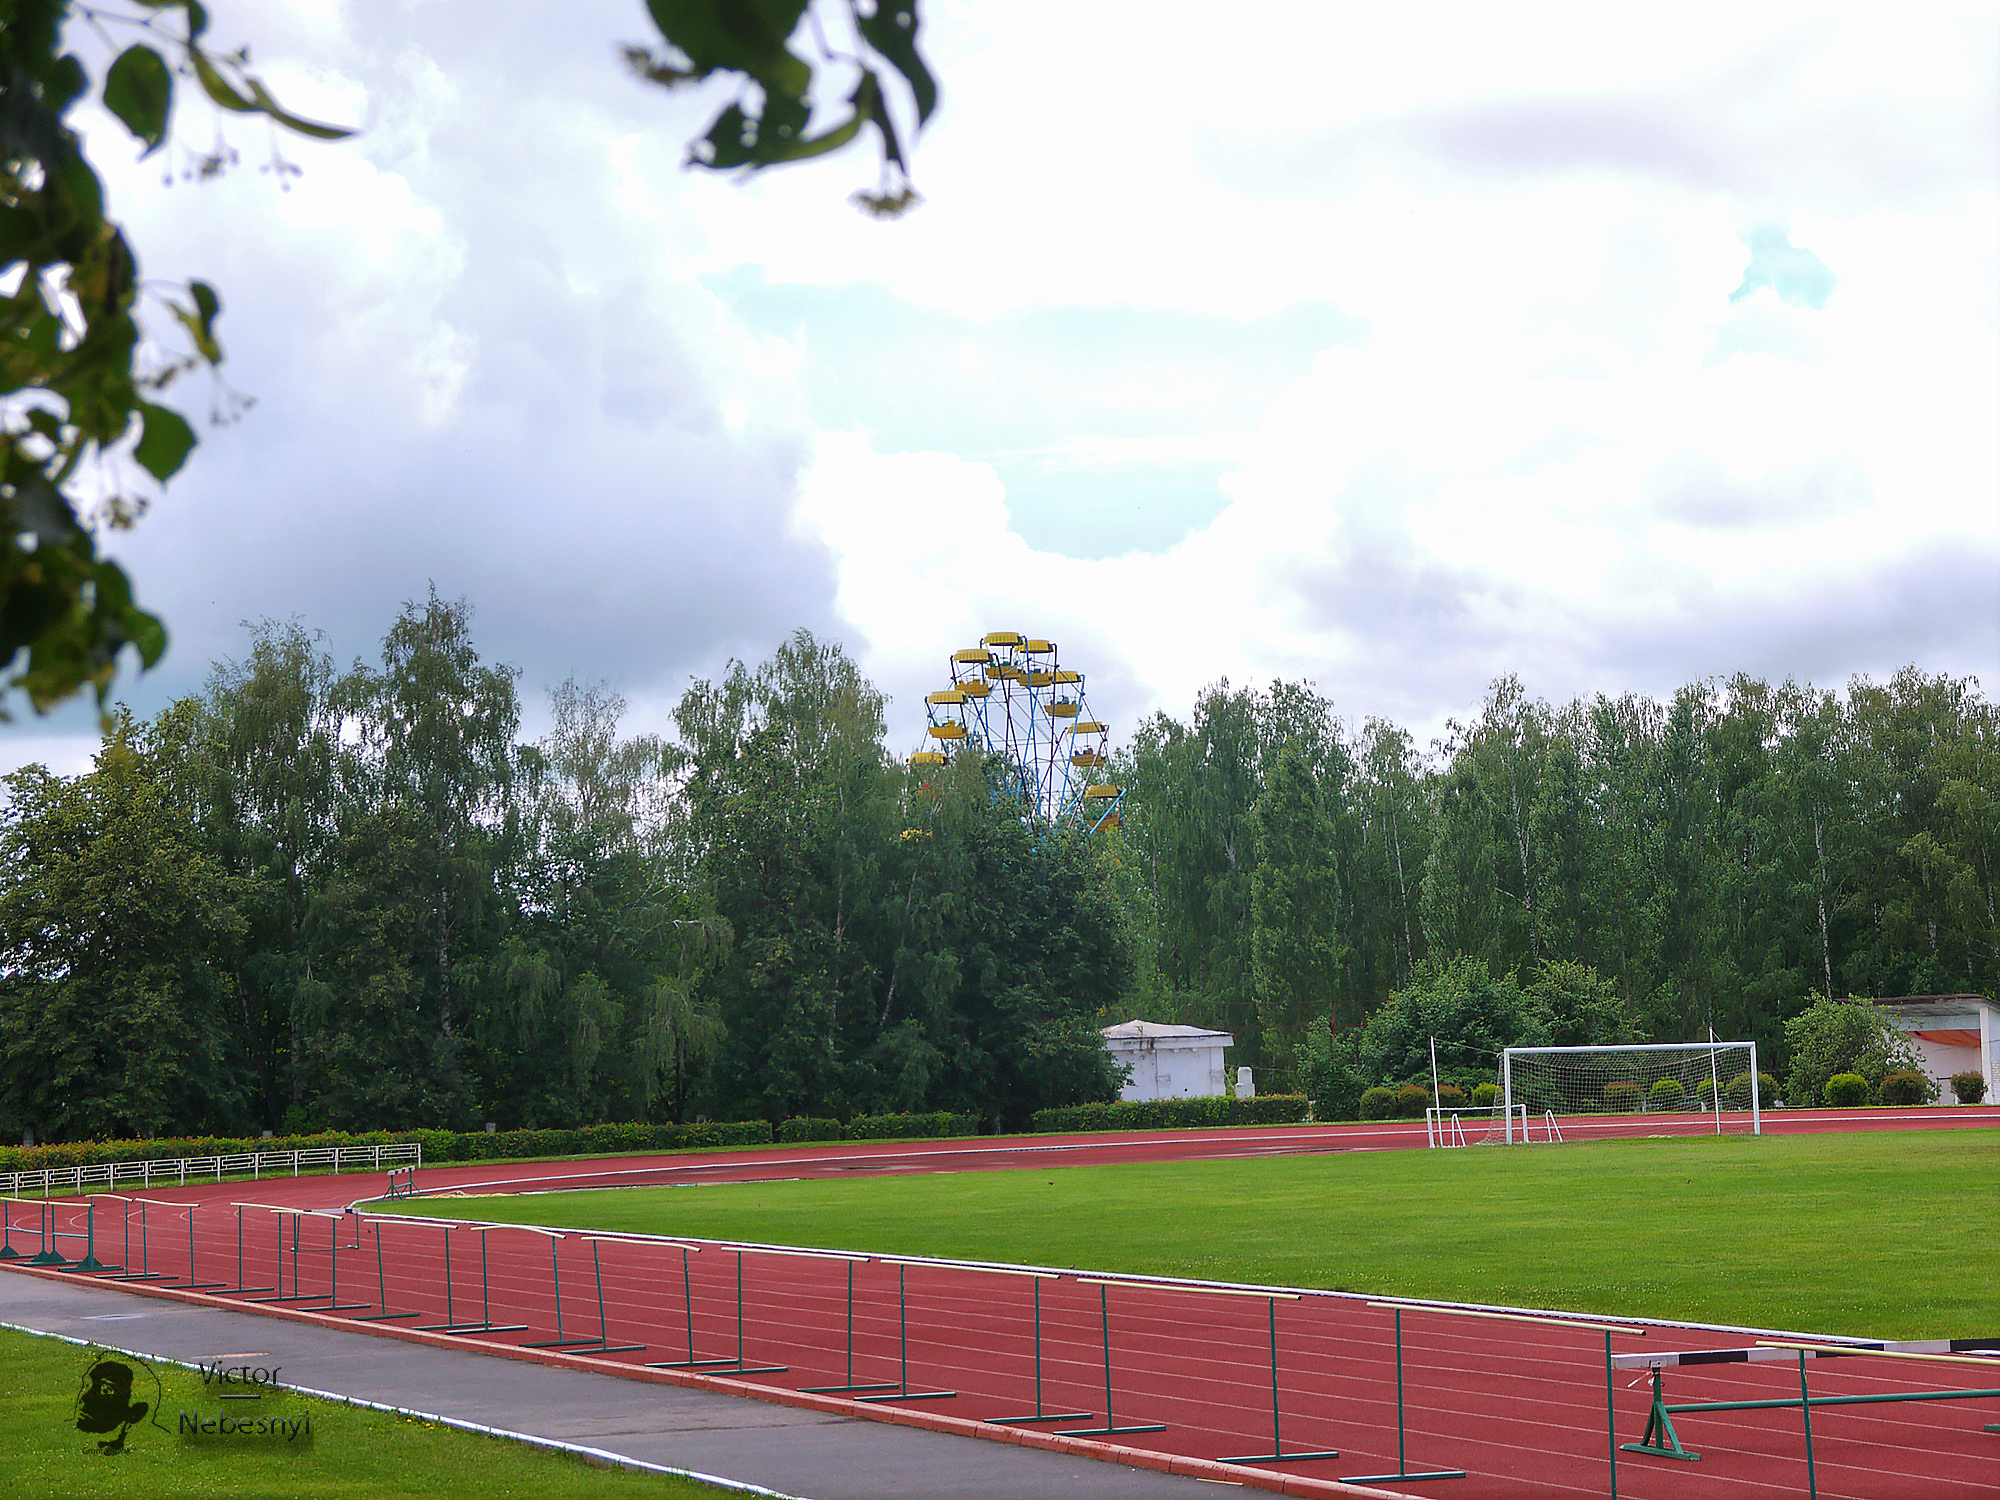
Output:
[
  {"left": 393, "top": 1128, "right": 2000, "bottom": 1340},
  {"left": 0, "top": 1325, "right": 733, "bottom": 1500}
]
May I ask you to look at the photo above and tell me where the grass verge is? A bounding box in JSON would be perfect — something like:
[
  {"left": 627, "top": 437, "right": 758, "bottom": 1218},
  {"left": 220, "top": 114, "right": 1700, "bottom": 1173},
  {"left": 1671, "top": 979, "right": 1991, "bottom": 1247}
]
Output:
[
  {"left": 387, "top": 1128, "right": 2000, "bottom": 1339},
  {"left": 0, "top": 1324, "right": 737, "bottom": 1499}
]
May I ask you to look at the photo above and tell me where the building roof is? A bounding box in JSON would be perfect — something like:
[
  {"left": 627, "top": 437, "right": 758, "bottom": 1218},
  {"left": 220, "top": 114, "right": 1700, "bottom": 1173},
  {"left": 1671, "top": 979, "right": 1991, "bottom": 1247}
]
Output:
[
  {"left": 1099, "top": 1019, "right": 1235, "bottom": 1044},
  {"left": 1871, "top": 995, "right": 1996, "bottom": 1024}
]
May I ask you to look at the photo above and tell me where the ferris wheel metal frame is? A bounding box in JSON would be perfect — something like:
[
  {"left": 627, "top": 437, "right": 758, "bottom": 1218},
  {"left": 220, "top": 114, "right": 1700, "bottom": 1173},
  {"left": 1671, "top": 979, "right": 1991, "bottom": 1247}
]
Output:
[{"left": 907, "top": 632, "right": 1123, "bottom": 835}]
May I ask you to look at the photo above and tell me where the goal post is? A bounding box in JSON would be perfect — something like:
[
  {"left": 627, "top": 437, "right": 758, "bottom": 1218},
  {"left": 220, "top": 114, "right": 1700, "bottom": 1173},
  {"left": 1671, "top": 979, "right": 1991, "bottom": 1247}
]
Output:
[{"left": 1500, "top": 1041, "right": 1761, "bottom": 1141}]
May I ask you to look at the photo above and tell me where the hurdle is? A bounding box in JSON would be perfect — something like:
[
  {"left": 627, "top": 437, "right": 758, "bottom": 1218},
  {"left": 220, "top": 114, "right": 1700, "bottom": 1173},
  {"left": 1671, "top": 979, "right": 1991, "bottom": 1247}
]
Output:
[
  {"left": 790, "top": 1250, "right": 901, "bottom": 1395},
  {"left": 1616, "top": 1338, "right": 2000, "bottom": 1465},
  {"left": 262, "top": 1209, "right": 369, "bottom": 1311},
  {"left": 352, "top": 1219, "right": 418, "bottom": 1322},
  {"left": 852, "top": 1260, "right": 953, "bottom": 1404},
  {"left": 420, "top": 1225, "right": 528, "bottom": 1335},
  {"left": 1354, "top": 1302, "right": 1643, "bottom": 1494},
  {"left": 386, "top": 1166, "right": 418, "bottom": 1200},
  {"left": 156, "top": 1201, "right": 226, "bottom": 1291},
  {"left": 102, "top": 1198, "right": 174, "bottom": 1282},
  {"left": 1212, "top": 1290, "right": 1340, "bottom": 1465},
  {"left": 0, "top": 1197, "right": 19, "bottom": 1258},
  {"left": 521, "top": 1231, "right": 644, "bottom": 1353},
  {"left": 645, "top": 1245, "right": 785, "bottom": 1374},
  {"left": 222, "top": 1204, "right": 276, "bottom": 1295},
  {"left": 54, "top": 1196, "right": 116, "bottom": 1273},
  {"left": 984, "top": 1269, "right": 1091, "bottom": 1424},
  {"left": 1054, "top": 1281, "right": 1165, "bottom": 1437}
]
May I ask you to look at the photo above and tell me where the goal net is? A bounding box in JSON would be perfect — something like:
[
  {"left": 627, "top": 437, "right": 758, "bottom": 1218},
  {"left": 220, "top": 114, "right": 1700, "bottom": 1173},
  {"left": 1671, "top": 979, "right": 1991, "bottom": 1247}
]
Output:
[{"left": 1501, "top": 1042, "right": 1761, "bottom": 1141}]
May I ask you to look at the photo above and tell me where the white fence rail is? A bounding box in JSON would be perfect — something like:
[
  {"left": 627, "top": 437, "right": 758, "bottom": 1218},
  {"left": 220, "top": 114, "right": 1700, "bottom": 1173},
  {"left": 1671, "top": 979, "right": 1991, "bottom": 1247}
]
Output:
[{"left": 2, "top": 1141, "right": 421, "bottom": 1198}]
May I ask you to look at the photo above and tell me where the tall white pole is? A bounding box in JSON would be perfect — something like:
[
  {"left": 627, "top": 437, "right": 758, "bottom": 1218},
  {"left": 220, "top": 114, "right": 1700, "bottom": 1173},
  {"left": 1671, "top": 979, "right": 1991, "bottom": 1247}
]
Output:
[
  {"left": 1708, "top": 1026, "right": 1723, "bottom": 1136},
  {"left": 1750, "top": 1041, "right": 1762, "bottom": 1137},
  {"left": 1429, "top": 1037, "right": 1442, "bottom": 1111},
  {"left": 1501, "top": 1050, "right": 1514, "bottom": 1144}
]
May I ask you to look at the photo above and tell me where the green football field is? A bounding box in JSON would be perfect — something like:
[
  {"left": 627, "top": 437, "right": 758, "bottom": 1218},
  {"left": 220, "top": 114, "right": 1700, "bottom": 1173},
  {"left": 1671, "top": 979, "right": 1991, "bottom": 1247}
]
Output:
[{"left": 394, "top": 1128, "right": 2000, "bottom": 1339}]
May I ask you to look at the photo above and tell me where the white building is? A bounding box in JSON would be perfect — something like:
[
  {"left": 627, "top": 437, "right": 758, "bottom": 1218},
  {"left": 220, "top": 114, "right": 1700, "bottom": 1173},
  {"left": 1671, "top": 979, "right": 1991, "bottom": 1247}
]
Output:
[
  {"left": 1100, "top": 1020, "right": 1234, "bottom": 1102},
  {"left": 1874, "top": 996, "right": 1998, "bottom": 1098}
]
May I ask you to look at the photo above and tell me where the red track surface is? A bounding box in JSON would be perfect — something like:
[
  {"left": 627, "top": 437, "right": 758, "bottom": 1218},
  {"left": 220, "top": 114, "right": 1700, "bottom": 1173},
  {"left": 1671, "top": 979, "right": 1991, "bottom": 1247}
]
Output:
[{"left": 6, "top": 1109, "right": 1997, "bottom": 1500}]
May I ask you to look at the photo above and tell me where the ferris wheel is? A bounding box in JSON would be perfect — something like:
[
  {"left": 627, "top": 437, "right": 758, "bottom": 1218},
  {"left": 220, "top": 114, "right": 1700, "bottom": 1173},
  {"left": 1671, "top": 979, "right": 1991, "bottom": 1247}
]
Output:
[{"left": 907, "top": 632, "right": 1123, "bottom": 833}]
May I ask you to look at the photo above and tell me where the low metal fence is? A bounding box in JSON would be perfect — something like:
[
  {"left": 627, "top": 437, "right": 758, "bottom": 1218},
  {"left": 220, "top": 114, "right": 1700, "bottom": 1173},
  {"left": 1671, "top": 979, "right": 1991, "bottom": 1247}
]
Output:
[{"left": 2, "top": 1141, "right": 421, "bottom": 1198}]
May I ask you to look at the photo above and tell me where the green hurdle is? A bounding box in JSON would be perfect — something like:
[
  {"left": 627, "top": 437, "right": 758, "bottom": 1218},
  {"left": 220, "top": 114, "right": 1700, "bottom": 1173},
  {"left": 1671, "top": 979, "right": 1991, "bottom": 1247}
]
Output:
[
  {"left": 1054, "top": 1281, "right": 1163, "bottom": 1437},
  {"left": 646, "top": 1245, "right": 784, "bottom": 1374},
  {"left": 985, "top": 1271, "right": 1091, "bottom": 1424},
  {"left": 1338, "top": 1306, "right": 1464, "bottom": 1483},
  {"left": 523, "top": 1233, "right": 643, "bottom": 1353},
  {"left": 853, "top": 1261, "right": 953, "bottom": 1404},
  {"left": 799, "top": 1252, "right": 897, "bottom": 1395},
  {"left": 1221, "top": 1294, "right": 1340, "bottom": 1465},
  {"left": 423, "top": 1225, "right": 528, "bottom": 1335},
  {"left": 354, "top": 1220, "right": 418, "bottom": 1321}
]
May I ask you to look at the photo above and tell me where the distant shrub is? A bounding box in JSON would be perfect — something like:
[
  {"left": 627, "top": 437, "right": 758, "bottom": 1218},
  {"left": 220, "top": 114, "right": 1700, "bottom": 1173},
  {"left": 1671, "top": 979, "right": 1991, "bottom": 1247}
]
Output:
[
  {"left": 1951, "top": 1071, "right": 1988, "bottom": 1105},
  {"left": 1030, "top": 1096, "right": 1310, "bottom": 1133},
  {"left": 1648, "top": 1078, "right": 1687, "bottom": 1112},
  {"left": 1722, "top": 1071, "right": 1778, "bottom": 1110},
  {"left": 1471, "top": 1082, "right": 1500, "bottom": 1108},
  {"left": 777, "top": 1117, "right": 843, "bottom": 1143},
  {"left": 1358, "top": 1086, "right": 1398, "bottom": 1121},
  {"left": 1393, "top": 1083, "right": 1432, "bottom": 1119},
  {"left": 1877, "top": 1070, "right": 1929, "bottom": 1107},
  {"left": 1434, "top": 1083, "right": 1467, "bottom": 1109},
  {"left": 843, "top": 1112, "right": 978, "bottom": 1140},
  {"left": 1823, "top": 1073, "right": 1870, "bottom": 1108},
  {"left": 1603, "top": 1079, "right": 1643, "bottom": 1113}
]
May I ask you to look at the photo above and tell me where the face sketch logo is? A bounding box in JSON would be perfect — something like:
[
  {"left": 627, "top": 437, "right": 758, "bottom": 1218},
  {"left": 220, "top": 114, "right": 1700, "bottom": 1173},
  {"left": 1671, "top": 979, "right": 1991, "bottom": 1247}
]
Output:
[{"left": 75, "top": 1353, "right": 165, "bottom": 1455}]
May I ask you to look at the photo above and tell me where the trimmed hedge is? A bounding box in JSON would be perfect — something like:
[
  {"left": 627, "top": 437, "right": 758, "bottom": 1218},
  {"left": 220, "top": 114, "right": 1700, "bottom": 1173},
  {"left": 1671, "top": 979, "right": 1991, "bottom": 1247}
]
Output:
[
  {"left": 1648, "top": 1078, "right": 1687, "bottom": 1111},
  {"left": 1393, "top": 1083, "right": 1432, "bottom": 1119},
  {"left": 777, "top": 1117, "right": 844, "bottom": 1143},
  {"left": 1824, "top": 1072, "right": 1870, "bottom": 1108},
  {"left": 1357, "top": 1086, "right": 1398, "bottom": 1122},
  {"left": 1471, "top": 1082, "right": 1500, "bottom": 1108},
  {"left": 1603, "top": 1079, "right": 1643, "bottom": 1113},
  {"left": 1951, "top": 1071, "right": 1988, "bottom": 1105},
  {"left": 840, "top": 1112, "right": 979, "bottom": 1140},
  {"left": 0, "top": 1120, "right": 772, "bottom": 1176},
  {"left": 1030, "top": 1095, "right": 1310, "bottom": 1133},
  {"left": 1877, "top": 1070, "right": 1929, "bottom": 1107}
]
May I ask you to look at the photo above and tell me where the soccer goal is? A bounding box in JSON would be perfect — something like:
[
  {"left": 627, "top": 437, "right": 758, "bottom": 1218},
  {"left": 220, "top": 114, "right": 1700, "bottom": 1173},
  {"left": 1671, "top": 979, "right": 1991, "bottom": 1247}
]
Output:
[{"left": 1500, "top": 1041, "right": 1761, "bottom": 1141}]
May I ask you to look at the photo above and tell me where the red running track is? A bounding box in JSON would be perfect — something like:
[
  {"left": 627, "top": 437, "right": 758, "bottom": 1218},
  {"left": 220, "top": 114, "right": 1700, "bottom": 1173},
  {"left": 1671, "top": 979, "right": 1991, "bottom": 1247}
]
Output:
[{"left": 4, "top": 1110, "right": 1997, "bottom": 1500}]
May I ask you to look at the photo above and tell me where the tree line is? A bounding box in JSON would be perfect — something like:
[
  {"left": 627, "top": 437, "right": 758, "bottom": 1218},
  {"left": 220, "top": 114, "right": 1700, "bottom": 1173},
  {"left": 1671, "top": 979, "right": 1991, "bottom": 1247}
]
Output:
[
  {"left": 1, "top": 597, "right": 1992, "bottom": 1143},
  {"left": 1113, "top": 670, "right": 1997, "bottom": 1094}
]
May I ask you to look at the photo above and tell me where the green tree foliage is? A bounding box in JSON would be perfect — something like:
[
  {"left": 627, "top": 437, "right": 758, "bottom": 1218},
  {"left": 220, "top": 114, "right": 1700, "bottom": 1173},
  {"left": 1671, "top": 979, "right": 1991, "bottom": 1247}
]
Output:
[
  {"left": 1114, "top": 666, "right": 1997, "bottom": 1090},
  {"left": 0, "top": 706, "right": 250, "bottom": 1139},
  {"left": 1359, "top": 955, "right": 1535, "bottom": 1095},
  {"left": 1782, "top": 996, "right": 1931, "bottom": 1108}
]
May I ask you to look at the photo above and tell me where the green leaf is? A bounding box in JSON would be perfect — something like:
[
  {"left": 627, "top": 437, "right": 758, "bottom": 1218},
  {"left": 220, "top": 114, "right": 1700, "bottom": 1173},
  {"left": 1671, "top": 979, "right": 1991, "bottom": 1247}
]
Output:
[
  {"left": 242, "top": 78, "right": 355, "bottom": 141},
  {"left": 856, "top": 1, "right": 936, "bottom": 124},
  {"left": 173, "top": 280, "right": 224, "bottom": 363},
  {"left": 190, "top": 50, "right": 257, "bottom": 113},
  {"left": 132, "top": 403, "right": 196, "bottom": 482},
  {"left": 645, "top": 0, "right": 812, "bottom": 97},
  {"left": 103, "top": 46, "right": 173, "bottom": 156}
]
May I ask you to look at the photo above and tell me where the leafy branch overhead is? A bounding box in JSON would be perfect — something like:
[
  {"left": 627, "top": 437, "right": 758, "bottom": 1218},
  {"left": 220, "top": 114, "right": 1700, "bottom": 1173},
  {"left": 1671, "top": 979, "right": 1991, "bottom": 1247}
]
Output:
[
  {"left": 627, "top": 0, "right": 937, "bottom": 217},
  {"left": 0, "top": 0, "right": 351, "bottom": 719}
]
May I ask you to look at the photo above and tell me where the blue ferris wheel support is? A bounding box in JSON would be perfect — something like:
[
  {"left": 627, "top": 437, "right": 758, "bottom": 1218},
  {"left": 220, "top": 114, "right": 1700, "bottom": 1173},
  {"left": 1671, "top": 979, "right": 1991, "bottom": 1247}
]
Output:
[{"left": 908, "top": 632, "right": 1123, "bottom": 835}]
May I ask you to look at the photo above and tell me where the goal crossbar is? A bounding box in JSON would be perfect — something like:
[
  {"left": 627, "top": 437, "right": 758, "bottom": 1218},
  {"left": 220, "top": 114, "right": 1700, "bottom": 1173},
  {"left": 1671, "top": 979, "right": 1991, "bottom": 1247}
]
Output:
[{"left": 1500, "top": 1042, "right": 1760, "bottom": 1142}]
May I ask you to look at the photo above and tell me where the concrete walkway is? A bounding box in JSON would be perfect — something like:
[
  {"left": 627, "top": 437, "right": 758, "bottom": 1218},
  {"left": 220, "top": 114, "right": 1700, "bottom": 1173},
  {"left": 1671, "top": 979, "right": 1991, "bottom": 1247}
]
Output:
[{"left": 1, "top": 1274, "right": 1228, "bottom": 1500}]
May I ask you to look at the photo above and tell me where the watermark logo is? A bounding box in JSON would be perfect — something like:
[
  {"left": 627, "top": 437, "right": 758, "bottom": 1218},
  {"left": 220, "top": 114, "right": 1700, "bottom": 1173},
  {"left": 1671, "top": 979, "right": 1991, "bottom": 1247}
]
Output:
[
  {"left": 179, "top": 1358, "right": 314, "bottom": 1447},
  {"left": 74, "top": 1353, "right": 166, "bottom": 1455}
]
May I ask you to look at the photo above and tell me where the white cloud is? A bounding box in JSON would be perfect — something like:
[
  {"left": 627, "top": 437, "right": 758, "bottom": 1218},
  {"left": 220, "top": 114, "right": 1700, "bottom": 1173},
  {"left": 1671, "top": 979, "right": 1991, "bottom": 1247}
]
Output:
[{"left": 3, "top": 2, "right": 1994, "bottom": 779}]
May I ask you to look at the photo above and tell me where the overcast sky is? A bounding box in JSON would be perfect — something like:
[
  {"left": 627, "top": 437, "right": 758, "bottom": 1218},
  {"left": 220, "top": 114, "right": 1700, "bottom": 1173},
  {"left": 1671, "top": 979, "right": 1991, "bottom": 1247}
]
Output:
[{"left": 5, "top": 1, "right": 1995, "bottom": 776}]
